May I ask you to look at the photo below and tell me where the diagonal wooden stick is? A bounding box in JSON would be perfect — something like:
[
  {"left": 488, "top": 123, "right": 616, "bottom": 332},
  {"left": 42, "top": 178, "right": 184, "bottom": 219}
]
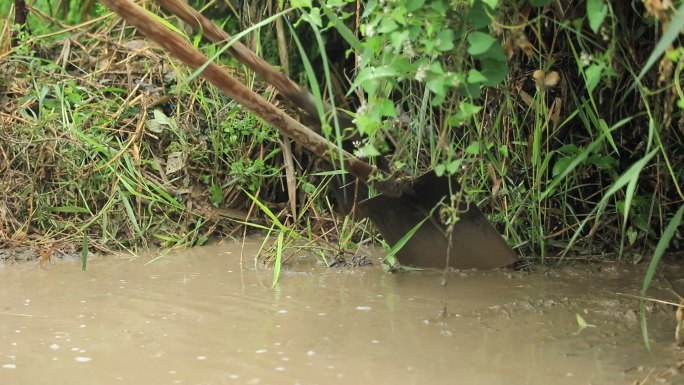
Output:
[
  {"left": 155, "top": 0, "right": 328, "bottom": 125},
  {"left": 100, "top": 0, "right": 406, "bottom": 196}
]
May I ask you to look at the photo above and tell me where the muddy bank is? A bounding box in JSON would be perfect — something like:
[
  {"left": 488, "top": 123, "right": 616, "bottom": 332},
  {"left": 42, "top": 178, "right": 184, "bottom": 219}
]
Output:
[
  {"left": 0, "top": 245, "right": 85, "bottom": 264},
  {"left": 1, "top": 239, "right": 683, "bottom": 384}
]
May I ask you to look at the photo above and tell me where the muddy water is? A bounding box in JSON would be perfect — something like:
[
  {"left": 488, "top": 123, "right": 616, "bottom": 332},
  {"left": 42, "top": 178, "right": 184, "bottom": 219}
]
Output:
[{"left": 1, "top": 239, "right": 682, "bottom": 385}]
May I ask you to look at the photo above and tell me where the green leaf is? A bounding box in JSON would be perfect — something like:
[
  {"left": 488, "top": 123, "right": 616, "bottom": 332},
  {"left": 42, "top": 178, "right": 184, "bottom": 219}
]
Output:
[
  {"left": 389, "top": 7, "right": 408, "bottom": 25},
  {"left": 584, "top": 63, "right": 604, "bottom": 94},
  {"left": 475, "top": 41, "right": 506, "bottom": 61},
  {"left": 355, "top": 114, "right": 380, "bottom": 136},
  {"left": 467, "top": 32, "right": 498, "bottom": 56},
  {"left": 627, "top": 227, "right": 638, "bottom": 245},
  {"left": 196, "top": 236, "right": 209, "bottom": 246},
  {"left": 587, "top": 0, "right": 608, "bottom": 34},
  {"left": 552, "top": 157, "right": 573, "bottom": 177},
  {"left": 146, "top": 109, "right": 176, "bottom": 133},
  {"left": 431, "top": 93, "right": 446, "bottom": 107},
  {"left": 304, "top": 7, "right": 322, "bottom": 27},
  {"left": 405, "top": 0, "right": 425, "bottom": 12},
  {"left": 587, "top": 154, "right": 617, "bottom": 170},
  {"left": 426, "top": 76, "right": 448, "bottom": 97},
  {"left": 48, "top": 206, "right": 91, "bottom": 213},
  {"left": 465, "top": 141, "right": 480, "bottom": 155},
  {"left": 291, "top": 0, "right": 311, "bottom": 8},
  {"left": 666, "top": 47, "right": 684, "bottom": 62},
  {"left": 459, "top": 81, "right": 482, "bottom": 98},
  {"left": 377, "top": 98, "right": 397, "bottom": 117},
  {"left": 390, "top": 30, "right": 410, "bottom": 51},
  {"left": 428, "top": 0, "right": 449, "bottom": 13},
  {"left": 460, "top": 102, "right": 483, "bottom": 117},
  {"left": 434, "top": 164, "right": 446, "bottom": 176},
  {"left": 436, "top": 29, "right": 455, "bottom": 52},
  {"left": 358, "top": 143, "right": 381, "bottom": 157},
  {"left": 499, "top": 145, "right": 509, "bottom": 158},
  {"left": 557, "top": 144, "right": 578, "bottom": 155},
  {"left": 575, "top": 313, "right": 596, "bottom": 333},
  {"left": 430, "top": 61, "right": 445, "bottom": 74},
  {"left": 447, "top": 102, "right": 482, "bottom": 126},
  {"left": 209, "top": 184, "right": 223, "bottom": 206},
  {"left": 467, "top": 69, "right": 487, "bottom": 84},
  {"left": 378, "top": 18, "right": 399, "bottom": 33},
  {"left": 348, "top": 65, "right": 400, "bottom": 92},
  {"left": 446, "top": 159, "right": 462, "bottom": 174},
  {"left": 467, "top": 4, "right": 492, "bottom": 29},
  {"left": 479, "top": 58, "right": 508, "bottom": 86},
  {"left": 576, "top": 313, "right": 588, "bottom": 329}
]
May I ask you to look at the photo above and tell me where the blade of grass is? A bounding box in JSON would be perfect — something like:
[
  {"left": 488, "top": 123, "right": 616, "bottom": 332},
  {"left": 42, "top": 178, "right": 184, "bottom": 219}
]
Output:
[
  {"left": 383, "top": 204, "right": 440, "bottom": 271},
  {"left": 321, "top": 5, "right": 364, "bottom": 52},
  {"left": 243, "top": 189, "right": 291, "bottom": 234},
  {"left": 272, "top": 230, "right": 284, "bottom": 287},
  {"left": 561, "top": 148, "right": 658, "bottom": 260},
  {"left": 184, "top": 9, "right": 292, "bottom": 84},
  {"left": 81, "top": 233, "right": 88, "bottom": 271},
  {"left": 286, "top": 20, "right": 327, "bottom": 129},
  {"left": 639, "top": 204, "right": 684, "bottom": 350},
  {"left": 635, "top": 3, "right": 684, "bottom": 85},
  {"left": 118, "top": 189, "right": 143, "bottom": 238},
  {"left": 540, "top": 115, "right": 635, "bottom": 200}
]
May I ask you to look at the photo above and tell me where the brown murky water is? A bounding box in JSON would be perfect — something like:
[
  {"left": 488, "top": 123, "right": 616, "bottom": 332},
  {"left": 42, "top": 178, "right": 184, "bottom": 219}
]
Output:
[{"left": 1, "top": 238, "right": 683, "bottom": 385}]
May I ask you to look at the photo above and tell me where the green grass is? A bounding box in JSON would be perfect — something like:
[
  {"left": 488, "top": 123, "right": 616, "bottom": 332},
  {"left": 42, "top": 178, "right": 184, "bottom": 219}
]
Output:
[{"left": 0, "top": 0, "right": 681, "bottom": 275}]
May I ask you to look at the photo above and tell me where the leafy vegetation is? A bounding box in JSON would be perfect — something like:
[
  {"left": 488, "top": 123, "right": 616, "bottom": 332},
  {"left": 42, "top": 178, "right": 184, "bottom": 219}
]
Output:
[{"left": 0, "top": 0, "right": 681, "bottom": 275}]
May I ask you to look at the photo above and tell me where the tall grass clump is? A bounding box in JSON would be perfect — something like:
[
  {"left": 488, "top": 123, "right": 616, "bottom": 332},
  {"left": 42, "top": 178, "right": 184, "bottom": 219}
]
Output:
[
  {"left": 302, "top": 0, "right": 682, "bottom": 263},
  {"left": 0, "top": 1, "right": 311, "bottom": 259}
]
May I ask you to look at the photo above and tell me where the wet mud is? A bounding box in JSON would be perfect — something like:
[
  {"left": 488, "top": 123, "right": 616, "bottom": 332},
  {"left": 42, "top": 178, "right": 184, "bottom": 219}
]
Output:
[{"left": 1, "top": 238, "right": 683, "bottom": 384}]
